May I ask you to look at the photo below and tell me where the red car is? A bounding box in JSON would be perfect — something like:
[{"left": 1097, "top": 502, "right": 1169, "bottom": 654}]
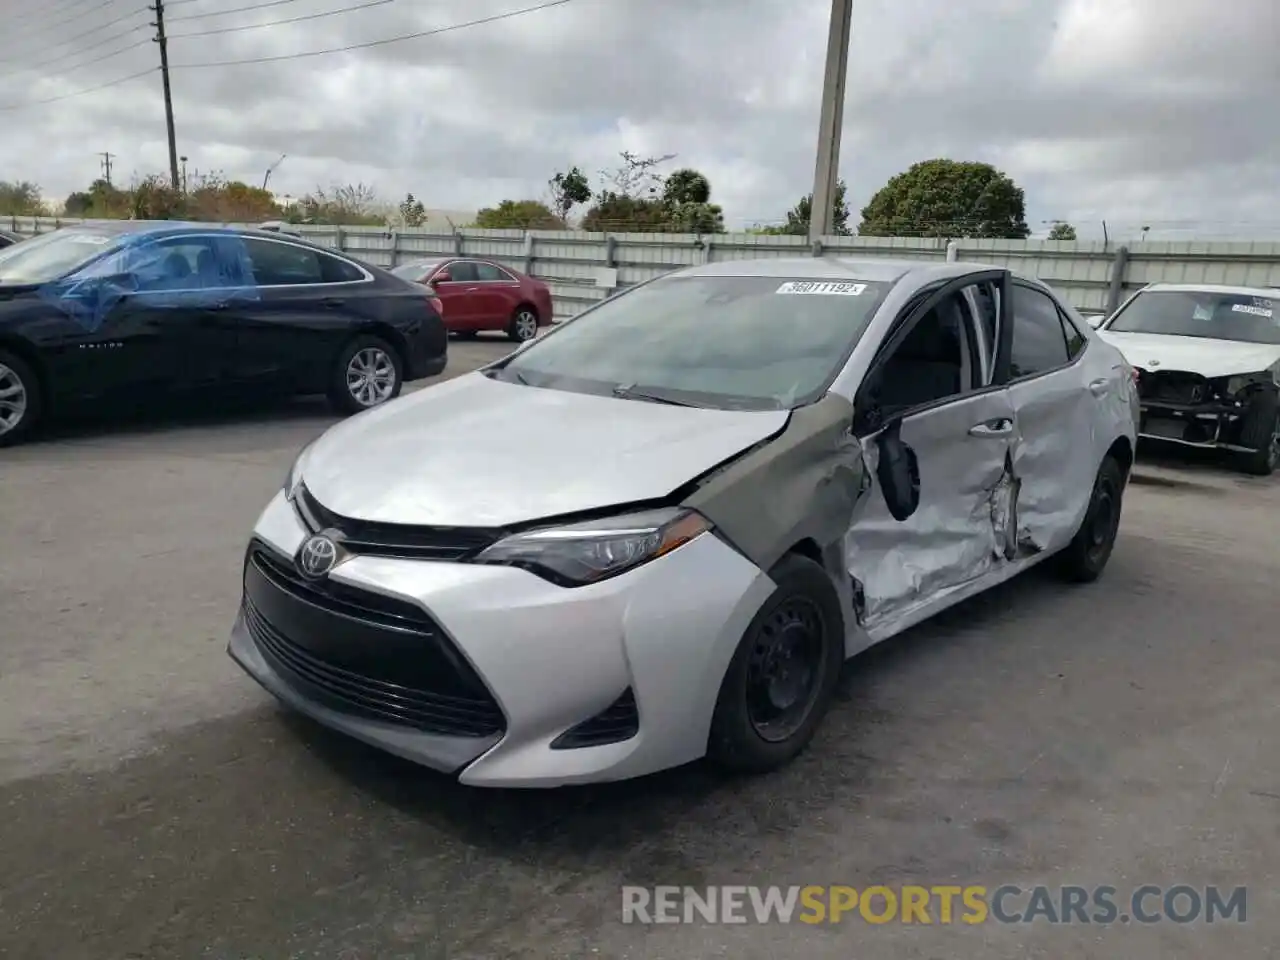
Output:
[{"left": 391, "top": 257, "right": 553, "bottom": 341}]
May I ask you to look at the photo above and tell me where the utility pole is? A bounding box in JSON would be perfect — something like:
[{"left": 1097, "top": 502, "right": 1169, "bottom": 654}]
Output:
[
  {"left": 150, "top": 0, "right": 180, "bottom": 191},
  {"left": 809, "top": 0, "right": 853, "bottom": 242},
  {"left": 99, "top": 151, "right": 116, "bottom": 187}
]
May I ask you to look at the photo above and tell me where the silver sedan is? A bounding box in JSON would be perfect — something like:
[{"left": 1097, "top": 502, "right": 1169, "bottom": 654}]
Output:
[{"left": 228, "top": 257, "right": 1140, "bottom": 787}]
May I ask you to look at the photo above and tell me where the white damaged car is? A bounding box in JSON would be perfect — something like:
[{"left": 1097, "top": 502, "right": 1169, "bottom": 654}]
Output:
[
  {"left": 1095, "top": 283, "right": 1280, "bottom": 475},
  {"left": 228, "top": 258, "right": 1139, "bottom": 787}
]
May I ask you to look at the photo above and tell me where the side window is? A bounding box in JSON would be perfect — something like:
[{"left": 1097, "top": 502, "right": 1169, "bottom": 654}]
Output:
[
  {"left": 1009, "top": 285, "right": 1071, "bottom": 379},
  {"left": 317, "top": 253, "right": 365, "bottom": 284},
  {"left": 243, "top": 238, "right": 323, "bottom": 286},
  {"left": 1060, "top": 308, "right": 1087, "bottom": 359},
  {"left": 474, "top": 262, "right": 510, "bottom": 282},
  {"left": 446, "top": 261, "right": 478, "bottom": 282},
  {"left": 871, "top": 291, "right": 974, "bottom": 415},
  {"left": 120, "top": 237, "right": 227, "bottom": 292}
]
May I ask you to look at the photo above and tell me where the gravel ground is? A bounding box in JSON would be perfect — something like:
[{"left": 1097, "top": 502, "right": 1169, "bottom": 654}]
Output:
[{"left": 1, "top": 338, "right": 1277, "bottom": 959}]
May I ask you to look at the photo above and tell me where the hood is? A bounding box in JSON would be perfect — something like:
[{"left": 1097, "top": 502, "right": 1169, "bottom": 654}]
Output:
[
  {"left": 1095, "top": 331, "right": 1280, "bottom": 378},
  {"left": 300, "top": 372, "right": 791, "bottom": 527}
]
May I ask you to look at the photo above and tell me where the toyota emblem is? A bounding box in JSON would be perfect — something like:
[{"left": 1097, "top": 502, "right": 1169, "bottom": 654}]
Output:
[
  {"left": 297, "top": 534, "right": 339, "bottom": 579},
  {"left": 1148, "top": 359, "right": 1161, "bottom": 367}
]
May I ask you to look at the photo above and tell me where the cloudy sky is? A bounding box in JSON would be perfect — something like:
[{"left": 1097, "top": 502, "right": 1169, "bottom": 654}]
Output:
[{"left": 1, "top": 0, "right": 1277, "bottom": 239}]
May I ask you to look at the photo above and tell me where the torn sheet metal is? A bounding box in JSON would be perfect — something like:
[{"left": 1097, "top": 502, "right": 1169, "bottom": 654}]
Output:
[{"left": 39, "top": 231, "right": 259, "bottom": 333}]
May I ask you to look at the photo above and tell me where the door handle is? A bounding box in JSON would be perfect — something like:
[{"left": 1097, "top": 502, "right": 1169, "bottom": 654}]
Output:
[
  {"left": 968, "top": 417, "right": 1013, "bottom": 437},
  {"left": 1089, "top": 378, "right": 1109, "bottom": 396},
  {"left": 465, "top": 286, "right": 480, "bottom": 292},
  {"left": 320, "top": 296, "right": 345, "bottom": 307}
]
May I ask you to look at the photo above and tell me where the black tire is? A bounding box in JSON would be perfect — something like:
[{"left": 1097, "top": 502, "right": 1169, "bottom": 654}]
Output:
[
  {"left": 0, "top": 348, "right": 42, "bottom": 448},
  {"left": 507, "top": 304, "right": 539, "bottom": 343},
  {"left": 707, "top": 553, "right": 845, "bottom": 774},
  {"left": 326, "top": 335, "right": 403, "bottom": 416},
  {"left": 1234, "top": 391, "right": 1279, "bottom": 476},
  {"left": 1055, "top": 454, "right": 1125, "bottom": 583}
]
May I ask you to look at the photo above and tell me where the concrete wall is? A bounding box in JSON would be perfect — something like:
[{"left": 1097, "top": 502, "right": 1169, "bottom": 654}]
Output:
[{"left": 7, "top": 215, "right": 1280, "bottom": 321}]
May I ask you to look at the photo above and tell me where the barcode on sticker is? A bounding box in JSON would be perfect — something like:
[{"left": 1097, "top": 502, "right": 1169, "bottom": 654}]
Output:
[
  {"left": 776, "top": 281, "right": 867, "bottom": 296},
  {"left": 1231, "top": 303, "right": 1274, "bottom": 318}
]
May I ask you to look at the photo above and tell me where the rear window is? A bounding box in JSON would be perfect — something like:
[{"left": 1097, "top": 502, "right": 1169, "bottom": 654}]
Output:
[
  {"left": 498, "top": 275, "right": 892, "bottom": 410},
  {"left": 1107, "top": 289, "right": 1280, "bottom": 345}
]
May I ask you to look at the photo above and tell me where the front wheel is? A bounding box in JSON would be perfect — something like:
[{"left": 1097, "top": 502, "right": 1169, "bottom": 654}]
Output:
[
  {"left": 507, "top": 305, "right": 539, "bottom": 343},
  {"left": 0, "top": 349, "right": 42, "bottom": 447},
  {"left": 1054, "top": 454, "right": 1125, "bottom": 582},
  {"left": 707, "top": 553, "right": 845, "bottom": 774},
  {"left": 1234, "top": 392, "right": 1279, "bottom": 476},
  {"left": 327, "top": 335, "right": 403, "bottom": 416}
]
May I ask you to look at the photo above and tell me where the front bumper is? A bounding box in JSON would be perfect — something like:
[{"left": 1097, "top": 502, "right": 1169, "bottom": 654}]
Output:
[
  {"left": 1138, "top": 402, "right": 1260, "bottom": 453},
  {"left": 228, "top": 491, "right": 774, "bottom": 787}
]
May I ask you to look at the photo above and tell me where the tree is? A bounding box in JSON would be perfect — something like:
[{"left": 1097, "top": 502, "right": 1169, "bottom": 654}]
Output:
[
  {"left": 1047, "top": 221, "right": 1077, "bottom": 241},
  {"left": 758, "top": 180, "right": 851, "bottom": 236},
  {"left": 129, "top": 173, "right": 184, "bottom": 220},
  {"left": 581, "top": 193, "right": 674, "bottom": 233},
  {"left": 858, "top": 159, "right": 1031, "bottom": 239},
  {"left": 600, "top": 151, "right": 675, "bottom": 198},
  {"left": 184, "top": 171, "right": 280, "bottom": 221},
  {"left": 290, "top": 183, "right": 383, "bottom": 225},
  {"left": 0, "top": 180, "right": 42, "bottom": 216},
  {"left": 398, "top": 193, "right": 427, "bottom": 227},
  {"left": 473, "top": 199, "right": 563, "bottom": 230},
  {"left": 662, "top": 168, "right": 711, "bottom": 206},
  {"left": 548, "top": 166, "right": 591, "bottom": 223}
]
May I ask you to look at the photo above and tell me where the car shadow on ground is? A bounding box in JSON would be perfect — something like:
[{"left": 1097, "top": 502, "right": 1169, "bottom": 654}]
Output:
[{"left": 277, "top": 559, "right": 1081, "bottom": 859}]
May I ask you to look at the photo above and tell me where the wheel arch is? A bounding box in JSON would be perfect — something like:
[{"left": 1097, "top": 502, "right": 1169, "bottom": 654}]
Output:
[{"left": 0, "top": 334, "right": 49, "bottom": 407}]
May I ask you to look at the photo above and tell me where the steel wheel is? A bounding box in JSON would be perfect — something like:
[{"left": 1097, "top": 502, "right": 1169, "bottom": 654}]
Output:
[
  {"left": 0, "top": 361, "right": 29, "bottom": 437},
  {"left": 744, "top": 596, "right": 828, "bottom": 743},
  {"left": 512, "top": 308, "right": 538, "bottom": 341},
  {"left": 345, "top": 347, "right": 397, "bottom": 407},
  {"left": 1084, "top": 469, "right": 1121, "bottom": 566},
  {"left": 1268, "top": 414, "right": 1280, "bottom": 471}
]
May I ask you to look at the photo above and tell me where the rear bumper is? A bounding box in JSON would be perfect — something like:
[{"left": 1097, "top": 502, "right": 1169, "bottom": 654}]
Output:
[{"left": 403, "top": 329, "right": 447, "bottom": 381}]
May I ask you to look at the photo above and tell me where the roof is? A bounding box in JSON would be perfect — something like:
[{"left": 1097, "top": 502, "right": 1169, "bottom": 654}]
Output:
[
  {"left": 1142, "top": 282, "right": 1278, "bottom": 298},
  {"left": 671, "top": 255, "right": 1023, "bottom": 286}
]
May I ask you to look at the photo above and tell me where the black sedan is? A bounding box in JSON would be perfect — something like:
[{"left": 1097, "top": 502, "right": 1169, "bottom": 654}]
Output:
[
  {"left": 0, "top": 228, "right": 22, "bottom": 249},
  {"left": 0, "top": 222, "right": 447, "bottom": 445}
]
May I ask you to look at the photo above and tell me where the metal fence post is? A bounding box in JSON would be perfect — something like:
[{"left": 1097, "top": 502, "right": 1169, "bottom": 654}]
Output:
[
  {"left": 523, "top": 232, "right": 534, "bottom": 274},
  {"left": 946, "top": 240, "right": 959, "bottom": 262},
  {"left": 333, "top": 226, "right": 345, "bottom": 253},
  {"left": 1106, "top": 246, "right": 1130, "bottom": 314},
  {"left": 454, "top": 230, "right": 464, "bottom": 255},
  {"left": 388, "top": 230, "right": 401, "bottom": 268}
]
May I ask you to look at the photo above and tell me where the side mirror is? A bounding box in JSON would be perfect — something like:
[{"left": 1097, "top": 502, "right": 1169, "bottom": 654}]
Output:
[{"left": 875, "top": 418, "right": 921, "bottom": 522}]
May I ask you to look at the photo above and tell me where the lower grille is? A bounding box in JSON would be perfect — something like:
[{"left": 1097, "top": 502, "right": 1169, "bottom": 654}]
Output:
[
  {"left": 245, "top": 598, "right": 505, "bottom": 737},
  {"left": 551, "top": 689, "right": 640, "bottom": 749},
  {"left": 243, "top": 542, "right": 505, "bottom": 738}
]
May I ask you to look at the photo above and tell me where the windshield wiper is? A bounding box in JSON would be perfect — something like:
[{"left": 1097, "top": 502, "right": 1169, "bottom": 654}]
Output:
[{"left": 612, "top": 383, "right": 705, "bottom": 407}]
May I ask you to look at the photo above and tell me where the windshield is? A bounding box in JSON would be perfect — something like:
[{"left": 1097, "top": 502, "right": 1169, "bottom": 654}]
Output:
[
  {"left": 1106, "top": 289, "right": 1280, "bottom": 345},
  {"left": 391, "top": 259, "right": 443, "bottom": 281},
  {"left": 496, "top": 274, "right": 891, "bottom": 410},
  {"left": 0, "top": 230, "right": 120, "bottom": 285}
]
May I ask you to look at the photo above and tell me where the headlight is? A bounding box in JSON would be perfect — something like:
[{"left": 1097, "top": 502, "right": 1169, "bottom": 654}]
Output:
[
  {"left": 1224, "top": 372, "right": 1274, "bottom": 396},
  {"left": 474, "top": 507, "right": 712, "bottom": 586}
]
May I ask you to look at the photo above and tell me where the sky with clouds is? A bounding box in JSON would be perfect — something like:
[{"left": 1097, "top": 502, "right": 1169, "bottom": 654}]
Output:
[{"left": 1, "top": 0, "right": 1277, "bottom": 240}]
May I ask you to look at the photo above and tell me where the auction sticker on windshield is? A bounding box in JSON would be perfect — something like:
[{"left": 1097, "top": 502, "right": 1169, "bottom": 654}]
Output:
[
  {"left": 776, "top": 281, "right": 867, "bottom": 296},
  {"left": 1231, "top": 302, "right": 1273, "bottom": 318}
]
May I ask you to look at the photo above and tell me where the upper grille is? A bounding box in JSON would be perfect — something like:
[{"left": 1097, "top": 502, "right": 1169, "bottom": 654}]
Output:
[
  {"left": 295, "top": 485, "right": 501, "bottom": 561},
  {"left": 1138, "top": 370, "right": 1212, "bottom": 405}
]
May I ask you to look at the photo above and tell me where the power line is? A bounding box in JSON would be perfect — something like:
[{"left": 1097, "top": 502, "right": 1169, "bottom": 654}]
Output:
[
  {"left": 0, "top": 68, "right": 156, "bottom": 111},
  {"left": 167, "top": 0, "right": 307, "bottom": 24},
  {"left": 3, "top": 0, "right": 124, "bottom": 43},
  {"left": 168, "top": 0, "right": 395, "bottom": 41},
  {"left": 0, "top": 25, "right": 150, "bottom": 80},
  {"left": 176, "top": 0, "right": 580, "bottom": 68},
  {"left": 0, "top": 2, "right": 142, "bottom": 55}
]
